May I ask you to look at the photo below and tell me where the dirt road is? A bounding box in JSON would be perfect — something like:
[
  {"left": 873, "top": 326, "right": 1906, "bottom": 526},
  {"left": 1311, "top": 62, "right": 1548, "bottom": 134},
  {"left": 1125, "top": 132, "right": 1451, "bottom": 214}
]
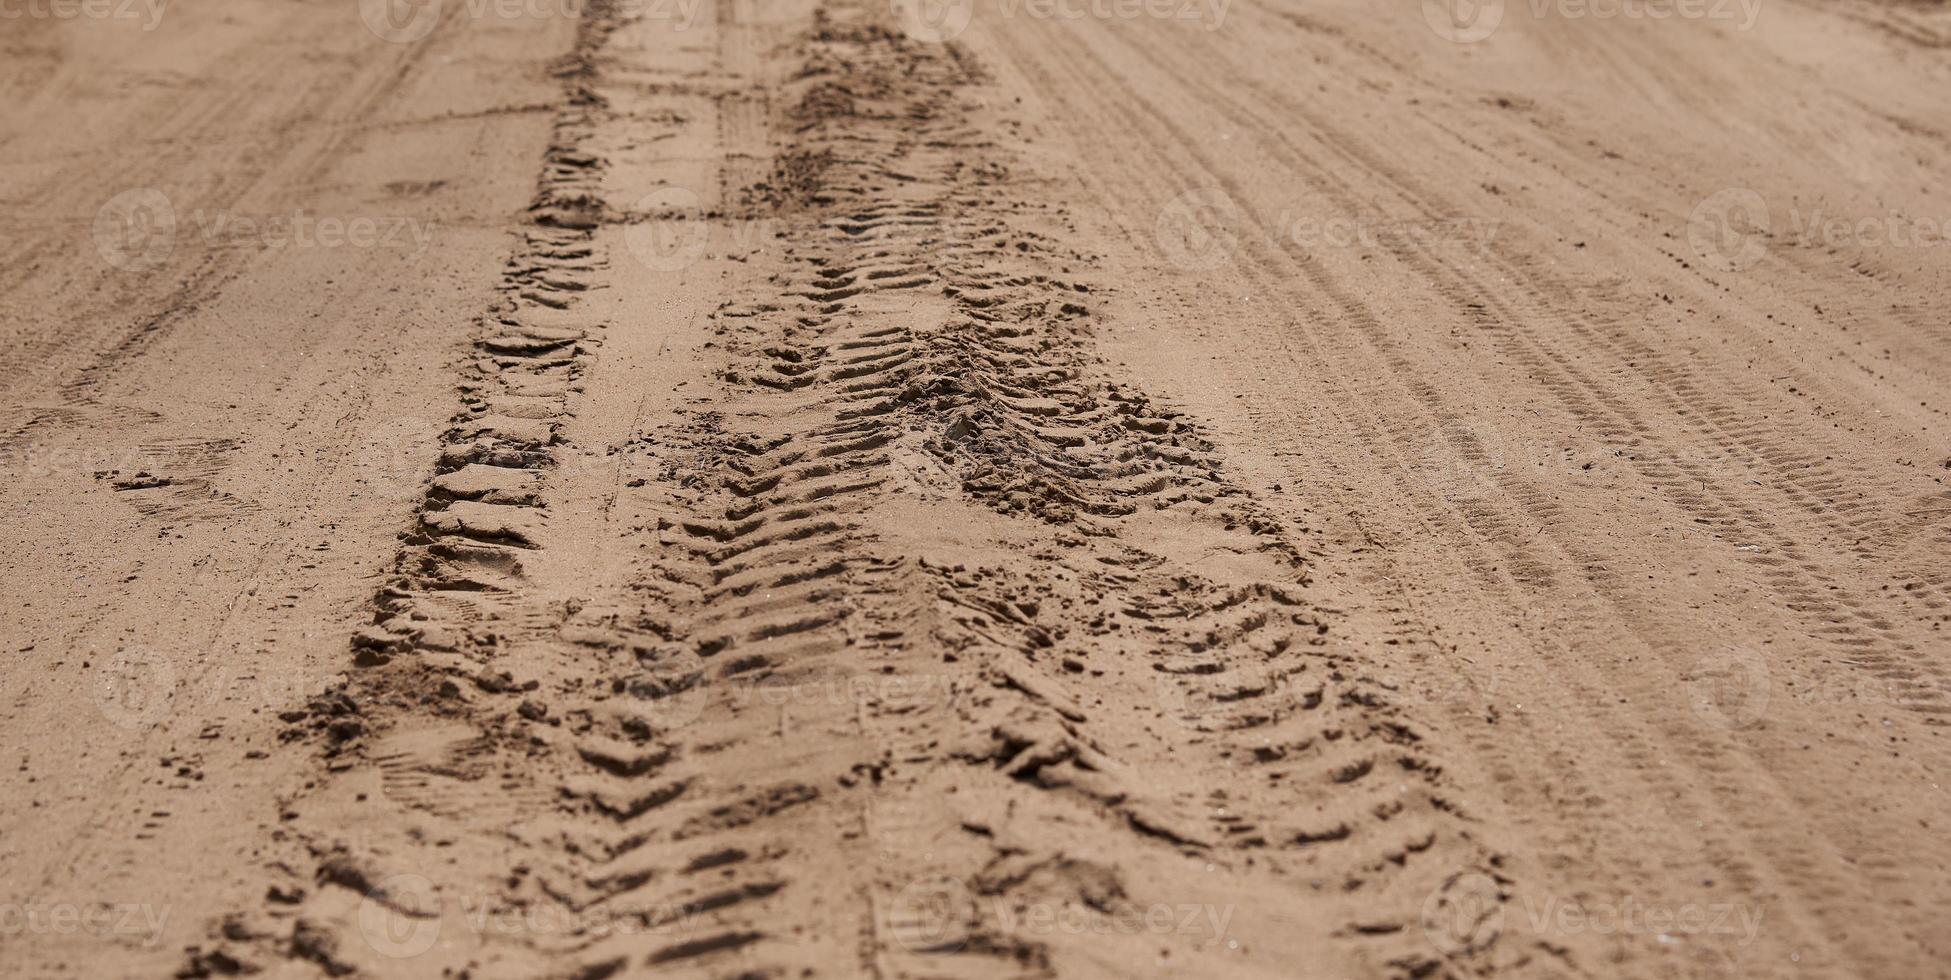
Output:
[{"left": 2, "top": 0, "right": 1948, "bottom": 977}]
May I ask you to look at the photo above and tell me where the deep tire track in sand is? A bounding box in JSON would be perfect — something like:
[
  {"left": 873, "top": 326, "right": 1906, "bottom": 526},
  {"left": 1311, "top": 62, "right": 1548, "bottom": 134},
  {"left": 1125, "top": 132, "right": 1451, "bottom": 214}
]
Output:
[
  {"left": 185, "top": 2, "right": 1546, "bottom": 978},
  {"left": 8, "top": 2, "right": 1946, "bottom": 980}
]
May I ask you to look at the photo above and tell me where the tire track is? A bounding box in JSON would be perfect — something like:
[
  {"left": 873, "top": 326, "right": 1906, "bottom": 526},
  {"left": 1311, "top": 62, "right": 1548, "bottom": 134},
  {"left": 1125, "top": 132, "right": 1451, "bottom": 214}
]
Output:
[
  {"left": 524, "top": 7, "right": 1521, "bottom": 975},
  {"left": 980, "top": 15, "right": 1941, "bottom": 979},
  {"left": 1235, "top": 0, "right": 1951, "bottom": 642},
  {"left": 189, "top": 3, "right": 1540, "bottom": 978}
]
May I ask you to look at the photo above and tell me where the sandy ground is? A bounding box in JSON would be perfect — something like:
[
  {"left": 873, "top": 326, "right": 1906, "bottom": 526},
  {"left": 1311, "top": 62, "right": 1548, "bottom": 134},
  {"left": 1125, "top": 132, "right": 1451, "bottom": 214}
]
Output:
[{"left": 2, "top": 0, "right": 1949, "bottom": 977}]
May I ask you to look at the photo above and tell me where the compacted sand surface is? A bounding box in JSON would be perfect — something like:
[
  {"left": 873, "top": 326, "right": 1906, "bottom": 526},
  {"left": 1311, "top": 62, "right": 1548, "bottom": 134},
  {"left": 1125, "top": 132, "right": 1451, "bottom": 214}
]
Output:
[{"left": 3, "top": 0, "right": 1949, "bottom": 977}]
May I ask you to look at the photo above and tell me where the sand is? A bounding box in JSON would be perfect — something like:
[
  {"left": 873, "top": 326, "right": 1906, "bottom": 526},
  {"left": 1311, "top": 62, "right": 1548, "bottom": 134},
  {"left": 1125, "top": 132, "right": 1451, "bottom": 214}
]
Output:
[{"left": 3, "top": 0, "right": 1949, "bottom": 977}]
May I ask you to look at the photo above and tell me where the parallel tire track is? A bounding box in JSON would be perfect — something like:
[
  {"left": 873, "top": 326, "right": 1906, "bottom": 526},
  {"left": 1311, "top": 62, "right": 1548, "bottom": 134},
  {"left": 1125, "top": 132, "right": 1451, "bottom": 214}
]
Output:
[{"left": 190, "top": 3, "right": 1540, "bottom": 978}]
